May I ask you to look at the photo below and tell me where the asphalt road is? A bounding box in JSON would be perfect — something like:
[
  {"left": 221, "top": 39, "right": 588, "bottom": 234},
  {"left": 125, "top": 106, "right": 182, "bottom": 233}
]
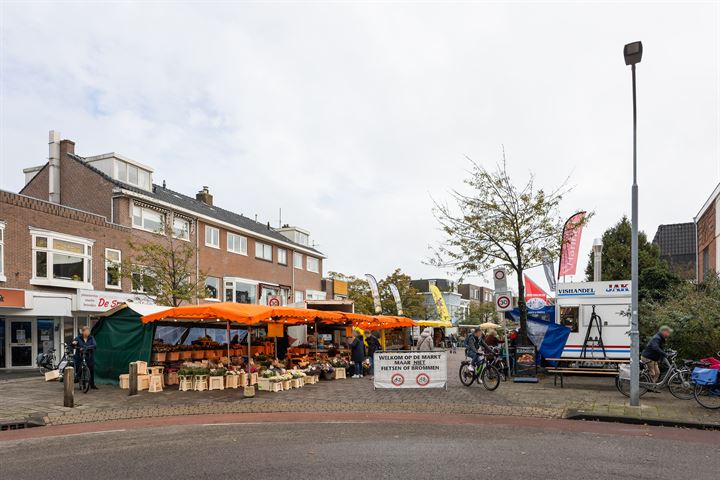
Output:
[{"left": 1, "top": 417, "right": 718, "bottom": 480}]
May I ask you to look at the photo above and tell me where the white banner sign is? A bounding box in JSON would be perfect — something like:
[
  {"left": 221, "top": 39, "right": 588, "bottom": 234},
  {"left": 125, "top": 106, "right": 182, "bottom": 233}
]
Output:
[
  {"left": 373, "top": 351, "right": 447, "bottom": 389},
  {"left": 74, "top": 290, "right": 154, "bottom": 312}
]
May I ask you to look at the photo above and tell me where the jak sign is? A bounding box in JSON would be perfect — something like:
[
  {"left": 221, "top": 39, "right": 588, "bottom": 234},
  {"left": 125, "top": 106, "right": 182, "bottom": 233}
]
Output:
[{"left": 373, "top": 351, "right": 447, "bottom": 389}]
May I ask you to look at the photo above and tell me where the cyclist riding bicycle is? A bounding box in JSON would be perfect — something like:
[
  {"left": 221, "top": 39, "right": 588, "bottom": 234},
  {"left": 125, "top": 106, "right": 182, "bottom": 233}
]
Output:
[
  {"left": 73, "top": 326, "right": 98, "bottom": 390},
  {"left": 464, "top": 328, "right": 490, "bottom": 367},
  {"left": 641, "top": 325, "right": 672, "bottom": 382}
]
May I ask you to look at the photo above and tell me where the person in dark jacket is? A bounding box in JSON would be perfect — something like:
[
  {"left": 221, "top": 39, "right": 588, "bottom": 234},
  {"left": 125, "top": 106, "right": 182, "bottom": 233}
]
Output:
[
  {"left": 349, "top": 331, "right": 366, "bottom": 378},
  {"left": 365, "top": 332, "right": 381, "bottom": 376},
  {"left": 464, "top": 329, "right": 486, "bottom": 366},
  {"left": 641, "top": 325, "right": 672, "bottom": 382},
  {"left": 73, "top": 326, "right": 97, "bottom": 389}
]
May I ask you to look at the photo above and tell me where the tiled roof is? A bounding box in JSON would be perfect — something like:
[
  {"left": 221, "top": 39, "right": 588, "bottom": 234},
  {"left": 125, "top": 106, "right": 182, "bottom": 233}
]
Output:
[
  {"left": 67, "top": 153, "right": 324, "bottom": 255},
  {"left": 653, "top": 222, "right": 696, "bottom": 256}
]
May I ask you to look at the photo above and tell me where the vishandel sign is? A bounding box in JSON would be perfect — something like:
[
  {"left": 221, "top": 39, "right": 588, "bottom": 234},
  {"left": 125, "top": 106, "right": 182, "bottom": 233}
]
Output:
[{"left": 556, "top": 281, "right": 632, "bottom": 298}]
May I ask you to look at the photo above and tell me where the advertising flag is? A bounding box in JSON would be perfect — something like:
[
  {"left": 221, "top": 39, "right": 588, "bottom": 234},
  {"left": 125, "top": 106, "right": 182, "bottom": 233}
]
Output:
[
  {"left": 365, "top": 274, "right": 382, "bottom": 314},
  {"left": 429, "top": 284, "right": 451, "bottom": 322},
  {"left": 524, "top": 275, "right": 548, "bottom": 310},
  {"left": 541, "top": 248, "right": 557, "bottom": 292},
  {"left": 558, "top": 211, "right": 586, "bottom": 278},
  {"left": 388, "top": 284, "right": 404, "bottom": 316}
]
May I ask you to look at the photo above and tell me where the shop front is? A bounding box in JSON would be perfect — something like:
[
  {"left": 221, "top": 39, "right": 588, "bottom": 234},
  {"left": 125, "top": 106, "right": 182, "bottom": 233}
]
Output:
[{"left": 0, "top": 288, "right": 72, "bottom": 370}]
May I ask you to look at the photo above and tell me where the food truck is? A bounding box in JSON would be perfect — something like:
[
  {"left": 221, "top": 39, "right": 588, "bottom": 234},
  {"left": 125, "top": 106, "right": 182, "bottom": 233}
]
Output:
[{"left": 555, "top": 280, "right": 632, "bottom": 359}]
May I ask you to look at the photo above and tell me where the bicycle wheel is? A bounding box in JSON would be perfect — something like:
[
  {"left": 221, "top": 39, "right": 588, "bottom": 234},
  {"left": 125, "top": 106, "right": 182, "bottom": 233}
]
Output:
[
  {"left": 459, "top": 363, "right": 476, "bottom": 387},
  {"left": 481, "top": 365, "right": 501, "bottom": 391},
  {"left": 694, "top": 384, "right": 720, "bottom": 409},
  {"left": 80, "top": 365, "right": 91, "bottom": 393},
  {"left": 668, "top": 370, "right": 694, "bottom": 400},
  {"left": 616, "top": 371, "right": 651, "bottom": 398}
]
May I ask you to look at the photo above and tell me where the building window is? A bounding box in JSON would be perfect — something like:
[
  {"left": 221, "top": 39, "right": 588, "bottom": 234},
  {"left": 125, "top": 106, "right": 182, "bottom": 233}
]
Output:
[
  {"left": 297, "top": 232, "right": 309, "bottom": 246},
  {"left": 560, "top": 306, "right": 580, "bottom": 333},
  {"left": 116, "top": 160, "right": 151, "bottom": 190},
  {"left": 31, "top": 230, "right": 93, "bottom": 288},
  {"left": 172, "top": 217, "right": 190, "bottom": 241},
  {"left": 205, "top": 226, "right": 219, "bottom": 248},
  {"left": 131, "top": 267, "right": 156, "bottom": 294},
  {"left": 0, "top": 221, "right": 5, "bottom": 281},
  {"left": 227, "top": 233, "right": 247, "bottom": 255},
  {"left": 225, "top": 279, "right": 257, "bottom": 304},
  {"left": 294, "top": 290, "right": 304, "bottom": 303},
  {"left": 255, "top": 242, "right": 272, "bottom": 261},
  {"left": 306, "top": 289, "right": 326, "bottom": 300},
  {"left": 205, "top": 276, "right": 221, "bottom": 300},
  {"left": 132, "top": 206, "right": 164, "bottom": 233},
  {"left": 294, "top": 252, "right": 303, "bottom": 269},
  {"left": 105, "top": 249, "right": 121, "bottom": 289},
  {"left": 306, "top": 256, "right": 319, "bottom": 273},
  {"left": 703, "top": 247, "right": 710, "bottom": 278},
  {"left": 278, "top": 248, "right": 287, "bottom": 265}
]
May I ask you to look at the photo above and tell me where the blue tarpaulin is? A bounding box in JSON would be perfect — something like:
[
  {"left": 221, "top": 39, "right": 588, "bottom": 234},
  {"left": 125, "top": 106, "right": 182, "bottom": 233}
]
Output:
[{"left": 505, "top": 307, "right": 570, "bottom": 365}]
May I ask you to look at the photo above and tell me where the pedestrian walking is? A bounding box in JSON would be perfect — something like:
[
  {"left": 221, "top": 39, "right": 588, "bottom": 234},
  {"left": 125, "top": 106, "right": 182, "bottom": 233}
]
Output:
[
  {"left": 416, "top": 328, "right": 434, "bottom": 351},
  {"left": 450, "top": 333, "right": 458, "bottom": 354},
  {"left": 349, "top": 330, "right": 366, "bottom": 378},
  {"left": 366, "top": 332, "right": 381, "bottom": 376}
]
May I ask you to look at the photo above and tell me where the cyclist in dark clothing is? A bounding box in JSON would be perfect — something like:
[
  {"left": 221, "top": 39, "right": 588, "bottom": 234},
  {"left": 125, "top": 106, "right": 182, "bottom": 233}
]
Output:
[
  {"left": 641, "top": 326, "right": 672, "bottom": 382},
  {"left": 73, "top": 326, "right": 97, "bottom": 389},
  {"left": 464, "top": 329, "right": 488, "bottom": 366}
]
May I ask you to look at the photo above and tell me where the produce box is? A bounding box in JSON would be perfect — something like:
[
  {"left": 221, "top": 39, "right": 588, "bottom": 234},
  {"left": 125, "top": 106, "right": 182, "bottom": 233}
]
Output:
[
  {"left": 257, "top": 377, "right": 271, "bottom": 391},
  {"left": 119, "top": 374, "right": 129, "bottom": 389},
  {"left": 138, "top": 374, "right": 150, "bottom": 391},
  {"left": 165, "top": 371, "right": 179, "bottom": 386},
  {"left": 208, "top": 376, "right": 225, "bottom": 391},
  {"left": 44, "top": 370, "right": 60, "bottom": 382},
  {"left": 134, "top": 361, "right": 148, "bottom": 375},
  {"left": 334, "top": 367, "right": 346, "bottom": 380}
]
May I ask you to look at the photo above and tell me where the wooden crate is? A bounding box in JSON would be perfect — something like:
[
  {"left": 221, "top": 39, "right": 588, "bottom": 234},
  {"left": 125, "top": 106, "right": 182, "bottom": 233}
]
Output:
[
  {"left": 257, "top": 377, "right": 271, "bottom": 391},
  {"left": 304, "top": 375, "right": 316, "bottom": 385},
  {"left": 148, "top": 374, "right": 163, "bottom": 393},
  {"left": 268, "top": 382, "right": 283, "bottom": 392},
  {"left": 138, "top": 374, "right": 150, "bottom": 391},
  {"left": 167, "top": 351, "right": 180, "bottom": 362},
  {"left": 290, "top": 379, "right": 301, "bottom": 389},
  {"left": 334, "top": 368, "right": 346, "bottom": 380},
  {"left": 243, "top": 385, "right": 255, "bottom": 397},
  {"left": 238, "top": 373, "right": 248, "bottom": 387},
  {"left": 208, "top": 376, "right": 225, "bottom": 391},
  {"left": 44, "top": 370, "right": 60, "bottom": 382},
  {"left": 178, "top": 375, "right": 193, "bottom": 391},
  {"left": 119, "top": 374, "right": 129, "bottom": 389},
  {"left": 134, "top": 361, "right": 148, "bottom": 375},
  {"left": 282, "top": 380, "right": 291, "bottom": 390},
  {"left": 225, "top": 375, "right": 239, "bottom": 389},
  {"left": 250, "top": 373, "right": 258, "bottom": 385},
  {"left": 165, "top": 371, "right": 179, "bottom": 386}
]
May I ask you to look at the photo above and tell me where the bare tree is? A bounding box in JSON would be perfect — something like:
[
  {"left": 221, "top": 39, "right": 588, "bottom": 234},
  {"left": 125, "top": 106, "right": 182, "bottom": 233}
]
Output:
[{"left": 431, "top": 153, "right": 583, "bottom": 341}]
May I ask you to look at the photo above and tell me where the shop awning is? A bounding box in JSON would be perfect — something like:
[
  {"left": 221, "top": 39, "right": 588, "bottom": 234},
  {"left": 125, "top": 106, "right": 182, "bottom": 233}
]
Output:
[{"left": 141, "top": 302, "right": 347, "bottom": 325}]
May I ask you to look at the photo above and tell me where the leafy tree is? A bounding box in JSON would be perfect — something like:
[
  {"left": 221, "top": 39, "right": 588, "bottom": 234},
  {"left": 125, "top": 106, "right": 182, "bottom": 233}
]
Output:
[
  {"left": 584, "top": 216, "right": 680, "bottom": 301},
  {"left": 327, "top": 269, "right": 426, "bottom": 318},
  {"left": 432, "top": 155, "right": 580, "bottom": 341},
  {"left": 462, "top": 302, "right": 498, "bottom": 325},
  {"left": 118, "top": 225, "right": 207, "bottom": 307},
  {"left": 641, "top": 277, "right": 720, "bottom": 360}
]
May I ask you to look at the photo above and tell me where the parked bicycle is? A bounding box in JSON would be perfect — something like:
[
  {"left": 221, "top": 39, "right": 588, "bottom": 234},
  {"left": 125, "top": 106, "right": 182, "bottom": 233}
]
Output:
[
  {"left": 459, "top": 353, "right": 501, "bottom": 391},
  {"left": 76, "top": 348, "right": 92, "bottom": 394},
  {"left": 616, "top": 349, "right": 694, "bottom": 399},
  {"left": 692, "top": 351, "right": 720, "bottom": 410},
  {"left": 36, "top": 342, "right": 74, "bottom": 379}
]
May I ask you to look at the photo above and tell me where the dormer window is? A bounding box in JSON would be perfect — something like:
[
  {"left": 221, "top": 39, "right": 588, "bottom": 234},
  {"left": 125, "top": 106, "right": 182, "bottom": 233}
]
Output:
[{"left": 115, "top": 159, "right": 152, "bottom": 190}]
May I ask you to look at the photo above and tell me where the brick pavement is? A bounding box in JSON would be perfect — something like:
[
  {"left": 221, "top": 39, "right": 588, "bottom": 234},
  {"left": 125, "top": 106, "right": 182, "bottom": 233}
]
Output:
[{"left": 1, "top": 353, "right": 718, "bottom": 427}]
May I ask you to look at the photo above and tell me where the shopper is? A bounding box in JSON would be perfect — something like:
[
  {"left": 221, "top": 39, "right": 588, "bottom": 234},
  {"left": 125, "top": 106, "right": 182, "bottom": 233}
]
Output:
[
  {"left": 484, "top": 329, "right": 502, "bottom": 347},
  {"left": 417, "top": 328, "right": 434, "bottom": 351},
  {"left": 349, "top": 330, "right": 366, "bottom": 378},
  {"left": 366, "top": 332, "right": 381, "bottom": 376},
  {"left": 73, "top": 326, "right": 97, "bottom": 389}
]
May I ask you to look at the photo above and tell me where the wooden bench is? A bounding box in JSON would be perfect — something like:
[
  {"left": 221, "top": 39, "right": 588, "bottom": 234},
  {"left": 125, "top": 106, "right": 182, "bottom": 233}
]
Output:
[{"left": 545, "top": 357, "right": 623, "bottom": 388}]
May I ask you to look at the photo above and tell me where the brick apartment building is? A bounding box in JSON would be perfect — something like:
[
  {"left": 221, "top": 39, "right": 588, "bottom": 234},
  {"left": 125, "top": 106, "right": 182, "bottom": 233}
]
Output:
[
  {"left": 652, "top": 223, "right": 696, "bottom": 281},
  {"left": 695, "top": 183, "right": 720, "bottom": 282},
  {"left": 457, "top": 283, "right": 494, "bottom": 304},
  {"left": 0, "top": 131, "right": 325, "bottom": 369}
]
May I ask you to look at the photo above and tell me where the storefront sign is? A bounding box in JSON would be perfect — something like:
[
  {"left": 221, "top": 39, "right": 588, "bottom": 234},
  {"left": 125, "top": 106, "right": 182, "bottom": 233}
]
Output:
[
  {"left": 0, "top": 288, "right": 26, "bottom": 308},
  {"left": 374, "top": 351, "right": 447, "bottom": 389},
  {"left": 74, "top": 290, "right": 154, "bottom": 312}
]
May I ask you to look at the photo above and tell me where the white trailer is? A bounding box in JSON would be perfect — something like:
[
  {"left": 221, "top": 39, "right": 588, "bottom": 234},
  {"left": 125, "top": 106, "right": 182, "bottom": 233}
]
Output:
[{"left": 554, "top": 281, "right": 632, "bottom": 359}]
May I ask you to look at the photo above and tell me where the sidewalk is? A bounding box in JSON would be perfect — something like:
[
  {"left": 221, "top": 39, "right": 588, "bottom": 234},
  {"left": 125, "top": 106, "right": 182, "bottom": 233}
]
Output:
[{"left": 1, "top": 352, "right": 717, "bottom": 428}]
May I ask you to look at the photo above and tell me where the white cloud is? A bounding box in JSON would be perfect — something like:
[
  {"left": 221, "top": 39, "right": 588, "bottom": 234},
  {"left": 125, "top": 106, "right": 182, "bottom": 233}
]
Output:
[{"left": 1, "top": 2, "right": 718, "bottom": 291}]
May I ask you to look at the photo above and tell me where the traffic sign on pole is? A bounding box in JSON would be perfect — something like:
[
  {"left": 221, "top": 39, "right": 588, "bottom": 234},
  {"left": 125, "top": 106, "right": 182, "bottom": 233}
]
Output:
[
  {"left": 495, "top": 292, "right": 512, "bottom": 312},
  {"left": 493, "top": 267, "right": 508, "bottom": 292}
]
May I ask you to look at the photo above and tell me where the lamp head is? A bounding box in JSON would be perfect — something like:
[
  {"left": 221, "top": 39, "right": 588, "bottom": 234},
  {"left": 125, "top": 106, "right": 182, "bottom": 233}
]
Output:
[{"left": 624, "top": 41, "right": 643, "bottom": 66}]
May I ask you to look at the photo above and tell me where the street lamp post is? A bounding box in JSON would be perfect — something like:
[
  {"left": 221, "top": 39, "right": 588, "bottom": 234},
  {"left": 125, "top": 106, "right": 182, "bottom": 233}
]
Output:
[{"left": 624, "top": 41, "right": 643, "bottom": 407}]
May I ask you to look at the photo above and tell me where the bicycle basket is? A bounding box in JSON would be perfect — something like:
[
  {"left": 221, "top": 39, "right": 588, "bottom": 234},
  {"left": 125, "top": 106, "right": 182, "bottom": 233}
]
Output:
[{"left": 692, "top": 368, "right": 719, "bottom": 386}]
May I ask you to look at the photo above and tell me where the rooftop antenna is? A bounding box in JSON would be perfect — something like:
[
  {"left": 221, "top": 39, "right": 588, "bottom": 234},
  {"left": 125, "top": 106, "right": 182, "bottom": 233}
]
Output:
[{"left": 279, "top": 208, "right": 282, "bottom": 228}]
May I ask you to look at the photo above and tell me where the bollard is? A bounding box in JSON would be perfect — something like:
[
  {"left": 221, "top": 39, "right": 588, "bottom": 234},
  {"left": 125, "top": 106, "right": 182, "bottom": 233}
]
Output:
[
  {"left": 64, "top": 366, "right": 74, "bottom": 408},
  {"left": 129, "top": 362, "right": 138, "bottom": 396}
]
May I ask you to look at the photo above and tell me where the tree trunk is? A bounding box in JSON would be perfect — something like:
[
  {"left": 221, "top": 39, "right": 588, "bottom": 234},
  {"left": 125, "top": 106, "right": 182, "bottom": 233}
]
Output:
[{"left": 516, "top": 268, "right": 529, "bottom": 345}]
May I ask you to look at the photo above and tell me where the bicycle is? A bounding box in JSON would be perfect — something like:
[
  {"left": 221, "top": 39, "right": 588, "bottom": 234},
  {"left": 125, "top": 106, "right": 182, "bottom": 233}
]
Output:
[
  {"left": 616, "top": 349, "right": 694, "bottom": 400},
  {"left": 76, "top": 348, "right": 92, "bottom": 394},
  {"left": 692, "top": 351, "right": 720, "bottom": 409},
  {"left": 459, "top": 353, "right": 501, "bottom": 391},
  {"left": 36, "top": 342, "right": 74, "bottom": 379}
]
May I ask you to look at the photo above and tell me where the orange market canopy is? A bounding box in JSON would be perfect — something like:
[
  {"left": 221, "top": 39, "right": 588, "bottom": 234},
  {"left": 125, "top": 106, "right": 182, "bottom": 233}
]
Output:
[{"left": 140, "top": 302, "right": 416, "bottom": 330}]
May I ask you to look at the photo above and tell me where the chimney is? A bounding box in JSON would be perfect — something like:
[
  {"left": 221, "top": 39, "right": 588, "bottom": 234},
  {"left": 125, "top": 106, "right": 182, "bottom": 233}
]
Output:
[
  {"left": 48, "top": 130, "right": 61, "bottom": 203},
  {"left": 196, "top": 186, "right": 213, "bottom": 206}
]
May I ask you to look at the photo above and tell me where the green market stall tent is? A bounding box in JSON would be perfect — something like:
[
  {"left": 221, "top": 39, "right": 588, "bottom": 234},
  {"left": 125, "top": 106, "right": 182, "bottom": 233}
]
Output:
[{"left": 91, "top": 303, "right": 167, "bottom": 385}]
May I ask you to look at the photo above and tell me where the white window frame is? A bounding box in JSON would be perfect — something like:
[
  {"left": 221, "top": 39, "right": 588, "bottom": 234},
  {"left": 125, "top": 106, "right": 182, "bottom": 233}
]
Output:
[
  {"left": 294, "top": 290, "right": 305, "bottom": 303},
  {"left": 205, "top": 226, "right": 220, "bottom": 249},
  {"left": 255, "top": 241, "right": 272, "bottom": 261},
  {"left": 306, "top": 256, "right": 319, "bottom": 273},
  {"left": 227, "top": 232, "right": 248, "bottom": 255},
  {"left": 29, "top": 228, "right": 94, "bottom": 289},
  {"left": 204, "top": 276, "right": 221, "bottom": 301},
  {"left": 132, "top": 205, "right": 165, "bottom": 234},
  {"left": 294, "top": 252, "right": 303, "bottom": 269},
  {"left": 0, "top": 221, "right": 5, "bottom": 282},
  {"left": 131, "top": 266, "right": 155, "bottom": 294},
  {"left": 172, "top": 217, "right": 190, "bottom": 241},
  {"left": 277, "top": 248, "right": 287, "bottom": 265},
  {"left": 104, "top": 248, "right": 122, "bottom": 290}
]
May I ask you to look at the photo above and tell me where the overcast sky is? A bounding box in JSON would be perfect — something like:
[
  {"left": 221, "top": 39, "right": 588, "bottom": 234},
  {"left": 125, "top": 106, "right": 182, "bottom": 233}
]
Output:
[{"left": 1, "top": 2, "right": 718, "bottom": 292}]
